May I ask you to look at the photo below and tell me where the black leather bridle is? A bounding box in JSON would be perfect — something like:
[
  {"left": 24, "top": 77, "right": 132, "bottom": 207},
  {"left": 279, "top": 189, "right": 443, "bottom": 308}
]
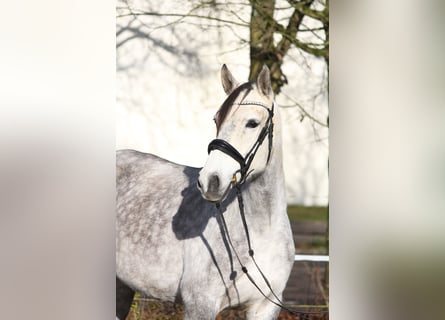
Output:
[
  {"left": 207, "top": 99, "right": 328, "bottom": 317},
  {"left": 207, "top": 101, "right": 275, "bottom": 185}
]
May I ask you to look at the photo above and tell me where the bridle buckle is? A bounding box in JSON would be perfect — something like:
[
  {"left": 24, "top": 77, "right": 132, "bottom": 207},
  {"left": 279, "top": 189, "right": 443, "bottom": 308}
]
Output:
[{"left": 231, "top": 173, "right": 238, "bottom": 186}]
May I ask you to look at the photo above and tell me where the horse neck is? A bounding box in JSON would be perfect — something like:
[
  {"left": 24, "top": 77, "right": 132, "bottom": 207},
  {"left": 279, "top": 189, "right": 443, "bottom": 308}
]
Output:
[{"left": 243, "top": 111, "right": 286, "bottom": 217}]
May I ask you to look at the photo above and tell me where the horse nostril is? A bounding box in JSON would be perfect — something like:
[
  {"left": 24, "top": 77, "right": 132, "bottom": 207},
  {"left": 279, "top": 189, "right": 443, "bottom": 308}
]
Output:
[
  {"left": 197, "top": 179, "right": 202, "bottom": 190},
  {"left": 208, "top": 174, "right": 220, "bottom": 192}
]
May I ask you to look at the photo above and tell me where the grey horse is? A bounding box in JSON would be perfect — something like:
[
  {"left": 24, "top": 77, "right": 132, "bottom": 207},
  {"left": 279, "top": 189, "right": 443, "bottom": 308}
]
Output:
[{"left": 116, "top": 65, "right": 294, "bottom": 319}]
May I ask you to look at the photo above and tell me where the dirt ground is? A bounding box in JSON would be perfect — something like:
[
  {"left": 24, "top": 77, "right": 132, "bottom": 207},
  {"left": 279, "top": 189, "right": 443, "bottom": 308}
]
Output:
[{"left": 127, "top": 300, "right": 328, "bottom": 320}]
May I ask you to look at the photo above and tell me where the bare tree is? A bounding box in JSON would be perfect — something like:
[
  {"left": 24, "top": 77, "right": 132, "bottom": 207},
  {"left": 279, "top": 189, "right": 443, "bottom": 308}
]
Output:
[
  {"left": 249, "top": 0, "right": 328, "bottom": 94},
  {"left": 117, "top": 0, "right": 328, "bottom": 97}
]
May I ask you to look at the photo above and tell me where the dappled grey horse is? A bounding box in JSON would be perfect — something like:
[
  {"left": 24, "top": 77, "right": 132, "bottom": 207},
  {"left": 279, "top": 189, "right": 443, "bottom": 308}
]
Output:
[{"left": 116, "top": 65, "right": 294, "bottom": 319}]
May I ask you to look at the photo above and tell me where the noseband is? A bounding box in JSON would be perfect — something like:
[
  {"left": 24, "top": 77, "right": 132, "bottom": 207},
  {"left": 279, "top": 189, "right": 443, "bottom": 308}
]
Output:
[{"left": 207, "top": 101, "right": 274, "bottom": 185}]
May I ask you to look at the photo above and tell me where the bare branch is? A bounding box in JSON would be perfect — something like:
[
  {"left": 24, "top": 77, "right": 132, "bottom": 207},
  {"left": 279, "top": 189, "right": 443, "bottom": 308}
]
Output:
[
  {"left": 280, "top": 92, "right": 328, "bottom": 127},
  {"left": 290, "top": 0, "right": 328, "bottom": 23},
  {"left": 117, "top": 12, "right": 248, "bottom": 28},
  {"left": 276, "top": 1, "right": 314, "bottom": 57}
]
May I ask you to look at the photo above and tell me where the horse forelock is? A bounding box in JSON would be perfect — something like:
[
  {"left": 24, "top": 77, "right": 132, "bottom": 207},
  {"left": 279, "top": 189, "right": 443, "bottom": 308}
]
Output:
[{"left": 215, "top": 82, "right": 253, "bottom": 132}]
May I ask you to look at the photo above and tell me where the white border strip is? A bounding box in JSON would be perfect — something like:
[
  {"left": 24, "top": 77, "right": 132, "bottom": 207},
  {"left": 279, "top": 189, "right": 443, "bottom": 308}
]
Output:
[{"left": 294, "top": 254, "right": 329, "bottom": 262}]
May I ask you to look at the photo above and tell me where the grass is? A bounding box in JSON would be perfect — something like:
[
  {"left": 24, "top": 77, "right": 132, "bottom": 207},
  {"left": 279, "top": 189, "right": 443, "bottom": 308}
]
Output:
[
  {"left": 287, "top": 205, "right": 328, "bottom": 222},
  {"left": 296, "top": 238, "right": 327, "bottom": 253},
  {"left": 288, "top": 205, "right": 329, "bottom": 254}
]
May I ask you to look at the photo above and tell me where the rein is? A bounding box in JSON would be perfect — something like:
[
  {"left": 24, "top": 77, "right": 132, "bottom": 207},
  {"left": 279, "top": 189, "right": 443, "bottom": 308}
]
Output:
[
  {"left": 208, "top": 100, "right": 328, "bottom": 317},
  {"left": 215, "top": 181, "right": 328, "bottom": 317}
]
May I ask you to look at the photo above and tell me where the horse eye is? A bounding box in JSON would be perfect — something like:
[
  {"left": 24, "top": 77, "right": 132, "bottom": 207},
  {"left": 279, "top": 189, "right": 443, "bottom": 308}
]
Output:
[{"left": 246, "top": 119, "right": 259, "bottom": 128}]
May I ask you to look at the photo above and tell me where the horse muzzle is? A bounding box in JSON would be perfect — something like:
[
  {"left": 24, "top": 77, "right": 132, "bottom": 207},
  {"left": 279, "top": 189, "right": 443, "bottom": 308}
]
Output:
[{"left": 197, "top": 171, "right": 232, "bottom": 203}]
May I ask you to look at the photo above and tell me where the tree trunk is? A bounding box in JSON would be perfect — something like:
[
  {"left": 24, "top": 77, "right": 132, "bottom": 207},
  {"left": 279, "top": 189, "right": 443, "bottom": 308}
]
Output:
[
  {"left": 248, "top": 0, "right": 279, "bottom": 91},
  {"left": 248, "top": 0, "right": 311, "bottom": 95}
]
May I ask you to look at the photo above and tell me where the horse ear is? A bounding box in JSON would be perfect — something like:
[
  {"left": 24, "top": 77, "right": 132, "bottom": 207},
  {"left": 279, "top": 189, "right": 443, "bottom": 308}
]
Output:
[
  {"left": 257, "top": 65, "right": 272, "bottom": 97},
  {"left": 221, "top": 64, "right": 239, "bottom": 95}
]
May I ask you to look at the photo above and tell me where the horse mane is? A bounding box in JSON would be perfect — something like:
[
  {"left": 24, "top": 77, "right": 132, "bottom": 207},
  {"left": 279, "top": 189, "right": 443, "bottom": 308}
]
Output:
[{"left": 214, "top": 82, "right": 253, "bottom": 132}]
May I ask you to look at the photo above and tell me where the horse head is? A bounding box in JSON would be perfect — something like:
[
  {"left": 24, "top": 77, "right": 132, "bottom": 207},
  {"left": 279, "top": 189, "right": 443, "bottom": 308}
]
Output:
[{"left": 198, "top": 64, "right": 275, "bottom": 202}]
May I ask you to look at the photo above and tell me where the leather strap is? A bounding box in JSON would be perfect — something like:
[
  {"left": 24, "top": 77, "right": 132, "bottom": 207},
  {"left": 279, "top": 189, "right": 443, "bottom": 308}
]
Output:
[{"left": 208, "top": 139, "right": 246, "bottom": 169}]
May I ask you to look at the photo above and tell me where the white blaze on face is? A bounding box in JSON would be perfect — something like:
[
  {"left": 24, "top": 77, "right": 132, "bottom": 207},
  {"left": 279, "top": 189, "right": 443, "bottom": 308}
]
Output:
[{"left": 198, "top": 149, "right": 240, "bottom": 202}]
